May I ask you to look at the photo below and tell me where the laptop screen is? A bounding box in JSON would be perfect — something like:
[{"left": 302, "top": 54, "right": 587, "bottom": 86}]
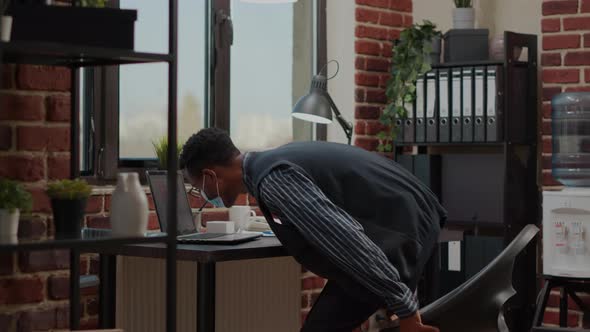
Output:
[{"left": 147, "top": 171, "right": 197, "bottom": 235}]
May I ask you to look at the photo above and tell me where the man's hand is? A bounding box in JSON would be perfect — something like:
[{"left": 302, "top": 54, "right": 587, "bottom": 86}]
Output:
[{"left": 398, "top": 312, "right": 439, "bottom": 332}]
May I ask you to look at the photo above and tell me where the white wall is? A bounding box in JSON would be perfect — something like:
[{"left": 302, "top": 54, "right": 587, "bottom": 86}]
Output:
[
  {"left": 413, "top": 0, "right": 541, "bottom": 47},
  {"left": 326, "top": 0, "right": 355, "bottom": 144}
]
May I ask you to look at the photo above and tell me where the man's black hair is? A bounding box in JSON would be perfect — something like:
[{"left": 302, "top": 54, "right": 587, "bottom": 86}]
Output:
[{"left": 179, "top": 128, "right": 240, "bottom": 176}]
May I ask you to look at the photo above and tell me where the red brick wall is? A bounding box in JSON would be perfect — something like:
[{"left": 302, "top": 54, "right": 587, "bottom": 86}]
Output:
[
  {"left": 0, "top": 64, "right": 102, "bottom": 331},
  {"left": 541, "top": 0, "right": 590, "bottom": 328},
  {"left": 354, "top": 0, "right": 412, "bottom": 151}
]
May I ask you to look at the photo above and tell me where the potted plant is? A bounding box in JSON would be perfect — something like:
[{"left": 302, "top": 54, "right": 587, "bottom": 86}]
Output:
[
  {"left": 152, "top": 137, "right": 184, "bottom": 170},
  {"left": 453, "top": 0, "right": 474, "bottom": 29},
  {"left": 378, "top": 21, "right": 441, "bottom": 152},
  {"left": 0, "top": 178, "right": 32, "bottom": 236},
  {"left": 0, "top": 0, "right": 11, "bottom": 42},
  {"left": 47, "top": 179, "right": 92, "bottom": 236},
  {"left": 7, "top": 0, "right": 137, "bottom": 49}
]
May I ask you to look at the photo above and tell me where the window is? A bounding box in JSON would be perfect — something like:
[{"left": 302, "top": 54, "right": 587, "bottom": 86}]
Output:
[{"left": 79, "top": 0, "right": 325, "bottom": 180}]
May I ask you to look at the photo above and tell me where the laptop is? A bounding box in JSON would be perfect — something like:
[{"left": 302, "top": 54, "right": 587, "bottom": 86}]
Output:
[{"left": 146, "top": 170, "right": 262, "bottom": 244}]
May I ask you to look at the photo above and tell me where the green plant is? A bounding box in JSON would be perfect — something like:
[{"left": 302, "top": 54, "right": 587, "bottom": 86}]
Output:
[
  {"left": 46, "top": 179, "right": 92, "bottom": 200},
  {"left": 378, "top": 20, "right": 441, "bottom": 152},
  {"left": 80, "top": 0, "right": 107, "bottom": 7},
  {"left": 454, "top": 0, "right": 473, "bottom": 8},
  {"left": 152, "top": 137, "right": 183, "bottom": 170},
  {"left": 0, "top": 0, "right": 11, "bottom": 16},
  {"left": 0, "top": 178, "right": 32, "bottom": 213}
]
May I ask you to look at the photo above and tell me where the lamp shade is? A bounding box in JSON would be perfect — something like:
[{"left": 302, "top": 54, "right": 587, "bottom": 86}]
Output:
[
  {"left": 292, "top": 74, "right": 333, "bottom": 124},
  {"left": 240, "top": 0, "right": 297, "bottom": 3},
  {"left": 292, "top": 92, "right": 333, "bottom": 124}
]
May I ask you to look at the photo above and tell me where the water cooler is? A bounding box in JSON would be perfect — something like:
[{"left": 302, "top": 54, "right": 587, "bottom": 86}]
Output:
[
  {"left": 543, "top": 189, "right": 590, "bottom": 278},
  {"left": 533, "top": 92, "right": 590, "bottom": 331}
]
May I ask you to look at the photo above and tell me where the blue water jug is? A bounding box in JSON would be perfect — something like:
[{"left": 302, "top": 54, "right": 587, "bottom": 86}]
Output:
[{"left": 552, "top": 92, "right": 590, "bottom": 186}]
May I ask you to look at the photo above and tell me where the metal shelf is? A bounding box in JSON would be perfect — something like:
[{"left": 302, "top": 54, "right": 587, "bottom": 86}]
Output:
[
  {"left": 0, "top": 228, "right": 168, "bottom": 252},
  {"left": 395, "top": 141, "right": 506, "bottom": 147},
  {"left": 0, "top": 41, "right": 171, "bottom": 67},
  {"left": 431, "top": 60, "right": 504, "bottom": 68}
]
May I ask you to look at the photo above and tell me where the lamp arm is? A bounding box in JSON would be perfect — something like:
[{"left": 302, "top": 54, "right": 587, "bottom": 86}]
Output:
[{"left": 324, "top": 92, "right": 354, "bottom": 145}]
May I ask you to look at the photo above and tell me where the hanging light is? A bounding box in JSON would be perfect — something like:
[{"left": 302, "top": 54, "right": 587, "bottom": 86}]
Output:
[{"left": 240, "top": 0, "right": 297, "bottom": 3}]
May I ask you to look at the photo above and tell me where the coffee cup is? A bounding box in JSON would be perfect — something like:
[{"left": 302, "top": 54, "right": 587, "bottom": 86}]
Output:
[{"left": 229, "top": 205, "right": 256, "bottom": 233}]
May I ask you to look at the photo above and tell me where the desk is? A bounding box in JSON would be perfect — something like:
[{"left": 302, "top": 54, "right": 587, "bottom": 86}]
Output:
[{"left": 92, "top": 237, "right": 291, "bottom": 332}]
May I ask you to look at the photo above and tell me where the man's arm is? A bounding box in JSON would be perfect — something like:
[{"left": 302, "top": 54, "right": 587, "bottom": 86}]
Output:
[{"left": 259, "top": 166, "right": 418, "bottom": 318}]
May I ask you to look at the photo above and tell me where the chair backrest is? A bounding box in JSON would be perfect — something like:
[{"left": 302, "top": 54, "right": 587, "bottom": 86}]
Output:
[{"left": 419, "top": 224, "right": 539, "bottom": 332}]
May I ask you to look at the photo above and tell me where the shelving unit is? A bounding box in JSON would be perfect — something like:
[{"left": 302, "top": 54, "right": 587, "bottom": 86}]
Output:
[
  {"left": 0, "top": 2, "right": 179, "bottom": 332},
  {"left": 394, "top": 31, "right": 539, "bottom": 331}
]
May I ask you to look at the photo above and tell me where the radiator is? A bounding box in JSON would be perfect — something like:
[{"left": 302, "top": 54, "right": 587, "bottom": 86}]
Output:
[{"left": 115, "top": 256, "right": 301, "bottom": 332}]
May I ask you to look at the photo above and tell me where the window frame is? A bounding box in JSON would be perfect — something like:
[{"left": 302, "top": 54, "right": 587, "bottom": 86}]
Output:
[{"left": 81, "top": 0, "right": 326, "bottom": 183}]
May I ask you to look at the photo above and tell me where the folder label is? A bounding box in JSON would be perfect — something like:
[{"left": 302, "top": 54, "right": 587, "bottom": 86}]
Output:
[{"left": 487, "top": 70, "right": 497, "bottom": 117}]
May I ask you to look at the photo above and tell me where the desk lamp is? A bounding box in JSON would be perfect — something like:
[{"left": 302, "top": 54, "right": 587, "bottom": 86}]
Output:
[{"left": 291, "top": 60, "right": 353, "bottom": 145}]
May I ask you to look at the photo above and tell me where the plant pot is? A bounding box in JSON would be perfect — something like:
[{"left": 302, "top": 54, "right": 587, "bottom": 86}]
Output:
[
  {"left": 7, "top": 4, "right": 137, "bottom": 49},
  {"left": 51, "top": 198, "right": 87, "bottom": 236},
  {"left": 0, "top": 209, "right": 19, "bottom": 236},
  {"left": 453, "top": 8, "right": 475, "bottom": 29},
  {"left": 428, "top": 36, "right": 442, "bottom": 65},
  {"left": 1, "top": 15, "right": 12, "bottom": 42}
]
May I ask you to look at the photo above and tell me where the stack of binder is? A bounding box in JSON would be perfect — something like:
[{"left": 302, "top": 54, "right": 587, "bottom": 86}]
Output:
[{"left": 396, "top": 65, "right": 504, "bottom": 144}]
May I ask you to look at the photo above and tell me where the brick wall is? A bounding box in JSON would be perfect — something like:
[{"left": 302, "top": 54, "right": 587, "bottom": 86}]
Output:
[
  {"left": 354, "top": 0, "right": 412, "bottom": 151},
  {"left": 0, "top": 64, "right": 102, "bottom": 331},
  {"left": 541, "top": 0, "right": 590, "bottom": 328}
]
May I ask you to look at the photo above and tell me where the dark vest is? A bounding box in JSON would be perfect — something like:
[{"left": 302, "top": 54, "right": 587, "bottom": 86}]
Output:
[{"left": 244, "top": 141, "right": 447, "bottom": 291}]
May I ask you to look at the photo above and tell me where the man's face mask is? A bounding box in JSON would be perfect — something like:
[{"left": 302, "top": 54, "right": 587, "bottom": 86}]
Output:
[{"left": 201, "top": 172, "right": 225, "bottom": 208}]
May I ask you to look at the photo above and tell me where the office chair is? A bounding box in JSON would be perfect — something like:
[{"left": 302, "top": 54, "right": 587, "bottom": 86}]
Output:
[{"left": 374, "top": 224, "right": 539, "bottom": 332}]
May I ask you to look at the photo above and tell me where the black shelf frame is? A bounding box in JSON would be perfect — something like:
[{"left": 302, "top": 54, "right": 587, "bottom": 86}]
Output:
[
  {"left": 0, "top": 232, "right": 168, "bottom": 252},
  {"left": 0, "top": 41, "right": 172, "bottom": 67},
  {"left": 394, "top": 31, "right": 539, "bottom": 332},
  {"left": 0, "top": 2, "right": 179, "bottom": 332}
]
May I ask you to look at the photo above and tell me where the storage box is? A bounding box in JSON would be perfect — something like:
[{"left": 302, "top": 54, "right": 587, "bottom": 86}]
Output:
[
  {"left": 7, "top": 4, "right": 137, "bottom": 50},
  {"left": 443, "top": 29, "right": 489, "bottom": 63}
]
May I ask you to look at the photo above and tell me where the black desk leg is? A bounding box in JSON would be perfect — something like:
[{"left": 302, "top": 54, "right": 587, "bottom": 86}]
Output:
[
  {"left": 560, "top": 286, "right": 568, "bottom": 327},
  {"left": 69, "top": 249, "right": 81, "bottom": 330},
  {"left": 197, "top": 262, "right": 216, "bottom": 332},
  {"left": 99, "top": 254, "right": 117, "bottom": 328}
]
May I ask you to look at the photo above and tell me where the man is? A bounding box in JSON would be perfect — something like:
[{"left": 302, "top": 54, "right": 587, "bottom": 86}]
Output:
[{"left": 179, "top": 128, "right": 446, "bottom": 332}]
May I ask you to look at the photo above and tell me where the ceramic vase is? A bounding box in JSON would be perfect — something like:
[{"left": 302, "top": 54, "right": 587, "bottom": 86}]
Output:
[{"left": 110, "top": 172, "right": 149, "bottom": 237}]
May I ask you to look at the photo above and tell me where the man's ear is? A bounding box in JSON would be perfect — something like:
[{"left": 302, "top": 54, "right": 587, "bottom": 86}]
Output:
[{"left": 202, "top": 168, "right": 216, "bottom": 178}]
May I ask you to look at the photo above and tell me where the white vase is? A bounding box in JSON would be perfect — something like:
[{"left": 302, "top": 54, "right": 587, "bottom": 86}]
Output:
[
  {"left": 110, "top": 173, "right": 149, "bottom": 237},
  {"left": 453, "top": 8, "right": 475, "bottom": 29},
  {"left": 1, "top": 16, "right": 12, "bottom": 42},
  {"left": 0, "top": 209, "right": 19, "bottom": 236}
]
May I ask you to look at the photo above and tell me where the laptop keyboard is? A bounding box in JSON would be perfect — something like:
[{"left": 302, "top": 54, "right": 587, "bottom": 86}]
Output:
[{"left": 178, "top": 233, "right": 224, "bottom": 242}]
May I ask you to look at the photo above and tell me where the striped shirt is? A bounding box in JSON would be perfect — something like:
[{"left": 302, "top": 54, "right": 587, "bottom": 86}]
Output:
[{"left": 247, "top": 161, "right": 419, "bottom": 318}]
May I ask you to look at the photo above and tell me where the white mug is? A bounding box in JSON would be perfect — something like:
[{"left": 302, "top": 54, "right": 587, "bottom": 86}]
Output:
[{"left": 229, "top": 205, "right": 256, "bottom": 233}]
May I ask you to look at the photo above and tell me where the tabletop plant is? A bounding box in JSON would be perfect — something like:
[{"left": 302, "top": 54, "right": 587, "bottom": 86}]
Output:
[
  {"left": 152, "top": 136, "right": 184, "bottom": 170},
  {"left": 47, "top": 179, "right": 92, "bottom": 200},
  {"left": 0, "top": 178, "right": 32, "bottom": 213},
  {"left": 454, "top": 0, "right": 472, "bottom": 7},
  {"left": 0, "top": 178, "right": 32, "bottom": 236},
  {"left": 47, "top": 179, "right": 92, "bottom": 236},
  {"left": 378, "top": 20, "right": 441, "bottom": 152}
]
